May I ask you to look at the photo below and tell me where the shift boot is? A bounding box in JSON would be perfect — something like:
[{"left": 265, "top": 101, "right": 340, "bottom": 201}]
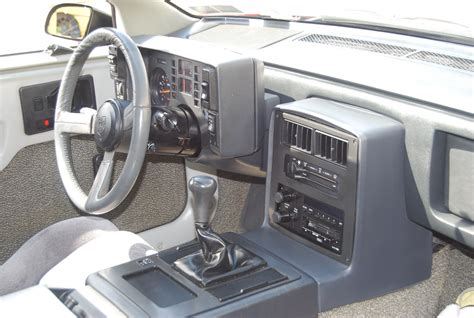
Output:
[
  {"left": 174, "top": 176, "right": 264, "bottom": 286},
  {"left": 174, "top": 225, "right": 264, "bottom": 286}
]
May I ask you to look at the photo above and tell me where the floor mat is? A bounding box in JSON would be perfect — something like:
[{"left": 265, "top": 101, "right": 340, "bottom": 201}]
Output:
[{"left": 320, "top": 244, "right": 473, "bottom": 317}]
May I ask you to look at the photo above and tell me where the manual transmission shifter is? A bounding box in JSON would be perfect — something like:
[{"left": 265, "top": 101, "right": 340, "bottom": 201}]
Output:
[
  {"left": 189, "top": 176, "right": 220, "bottom": 263},
  {"left": 189, "top": 176, "right": 217, "bottom": 228},
  {"left": 174, "top": 175, "right": 265, "bottom": 286}
]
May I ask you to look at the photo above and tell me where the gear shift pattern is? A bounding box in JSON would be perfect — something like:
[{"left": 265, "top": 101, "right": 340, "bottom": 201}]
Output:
[{"left": 174, "top": 175, "right": 265, "bottom": 286}]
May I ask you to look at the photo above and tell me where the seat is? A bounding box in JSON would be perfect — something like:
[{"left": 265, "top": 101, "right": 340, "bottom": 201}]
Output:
[{"left": 0, "top": 217, "right": 155, "bottom": 296}]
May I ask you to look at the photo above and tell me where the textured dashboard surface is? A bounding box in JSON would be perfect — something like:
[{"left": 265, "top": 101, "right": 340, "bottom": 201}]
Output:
[
  {"left": 0, "top": 138, "right": 186, "bottom": 264},
  {"left": 188, "top": 24, "right": 300, "bottom": 50}
]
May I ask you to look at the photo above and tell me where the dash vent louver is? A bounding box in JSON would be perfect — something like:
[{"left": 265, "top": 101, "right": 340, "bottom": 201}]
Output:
[
  {"left": 296, "top": 34, "right": 474, "bottom": 72},
  {"left": 297, "top": 34, "right": 416, "bottom": 57},
  {"left": 314, "top": 131, "right": 348, "bottom": 166},
  {"left": 406, "top": 51, "right": 474, "bottom": 72},
  {"left": 282, "top": 120, "right": 312, "bottom": 153}
]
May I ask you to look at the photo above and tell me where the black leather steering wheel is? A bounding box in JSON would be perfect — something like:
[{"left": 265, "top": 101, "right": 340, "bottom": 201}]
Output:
[{"left": 54, "top": 28, "right": 150, "bottom": 214}]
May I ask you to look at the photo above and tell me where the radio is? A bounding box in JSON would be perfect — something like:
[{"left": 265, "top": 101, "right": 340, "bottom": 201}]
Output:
[{"left": 272, "top": 184, "right": 344, "bottom": 255}]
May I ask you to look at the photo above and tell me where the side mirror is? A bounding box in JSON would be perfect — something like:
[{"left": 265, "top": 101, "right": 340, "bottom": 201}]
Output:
[{"left": 45, "top": 3, "right": 112, "bottom": 41}]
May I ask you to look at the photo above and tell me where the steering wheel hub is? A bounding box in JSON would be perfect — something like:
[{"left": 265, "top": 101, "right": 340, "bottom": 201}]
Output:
[{"left": 94, "top": 99, "right": 123, "bottom": 151}]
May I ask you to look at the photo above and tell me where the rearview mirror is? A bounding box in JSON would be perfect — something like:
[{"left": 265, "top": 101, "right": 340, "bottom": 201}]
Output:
[{"left": 45, "top": 3, "right": 112, "bottom": 41}]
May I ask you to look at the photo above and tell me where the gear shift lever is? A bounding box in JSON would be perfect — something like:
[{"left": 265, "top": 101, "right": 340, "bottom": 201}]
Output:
[
  {"left": 174, "top": 175, "right": 265, "bottom": 286},
  {"left": 189, "top": 176, "right": 217, "bottom": 227},
  {"left": 189, "top": 176, "right": 220, "bottom": 263}
]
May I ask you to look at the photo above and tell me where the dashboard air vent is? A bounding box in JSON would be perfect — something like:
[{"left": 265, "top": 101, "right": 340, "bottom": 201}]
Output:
[
  {"left": 283, "top": 120, "right": 312, "bottom": 153},
  {"left": 296, "top": 34, "right": 474, "bottom": 72},
  {"left": 406, "top": 51, "right": 474, "bottom": 72},
  {"left": 297, "top": 34, "right": 416, "bottom": 57},
  {"left": 314, "top": 131, "right": 348, "bottom": 166}
]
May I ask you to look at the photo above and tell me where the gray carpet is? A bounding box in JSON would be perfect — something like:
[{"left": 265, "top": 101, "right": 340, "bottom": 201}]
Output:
[
  {"left": 0, "top": 139, "right": 186, "bottom": 264},
  {"left": 437, "top": 245, "right": 474, "bottom": 312},
  {"left": 212, "top": 170, "right": 265, "bottom": 234},
  {"left": 320, "top": 244, "right": 474, "bottom": 317}
]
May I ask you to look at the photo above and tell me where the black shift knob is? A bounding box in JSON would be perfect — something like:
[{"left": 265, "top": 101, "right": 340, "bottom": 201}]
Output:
[{"left": 189, "top": 176, "right": 217, "bottom": 226}]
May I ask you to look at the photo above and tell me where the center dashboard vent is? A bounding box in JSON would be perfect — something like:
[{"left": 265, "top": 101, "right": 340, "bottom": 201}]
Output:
[
  {"left": 282, "top": 120, "right": 312, "bottom": 153},
  {"left": 282, "top": 119, "right": 348, "bottom": 166},
  {"left": 314, "top": 131, "right": 348, "bottom": 166}
]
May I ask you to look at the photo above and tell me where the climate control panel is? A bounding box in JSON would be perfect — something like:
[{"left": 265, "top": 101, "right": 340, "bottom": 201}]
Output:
[
  {"left": 285, "top": 155, "right": 339, "bottom": 194},
  {"left": 273, "top": 184, "right": 344, "bottom": 255}
]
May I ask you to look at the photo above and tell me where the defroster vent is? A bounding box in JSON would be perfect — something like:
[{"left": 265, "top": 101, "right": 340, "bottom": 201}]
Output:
[
  {"left": 315, "top": 131, "right": 348, "bottom": 166},
  {"left": 282, "top": 120, "right": 312, "bottom": 153}
]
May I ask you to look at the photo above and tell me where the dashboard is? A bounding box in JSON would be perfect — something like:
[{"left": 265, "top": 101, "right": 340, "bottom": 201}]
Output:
[
  {"left": 184, "top": 21, "right": 474, "bottom": 251},
  {"left": 108, "top": 22, "right": 473, "bottom": 251}
]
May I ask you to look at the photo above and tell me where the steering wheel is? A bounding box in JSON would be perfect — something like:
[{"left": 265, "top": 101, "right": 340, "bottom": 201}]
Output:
[{"left": 54, "top": 28, "right": 151, "bottom": 215}]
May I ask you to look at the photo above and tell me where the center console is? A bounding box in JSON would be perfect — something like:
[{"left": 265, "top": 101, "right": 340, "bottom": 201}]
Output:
[
  {"left": 244, "top": 97, "right": 433, "bottom": 312},
  {"left": 78, "top": 234, "right": 316, "bottom": 317},
  {"left": 59, "top": 175, "right": 317, "bottom": 317}
]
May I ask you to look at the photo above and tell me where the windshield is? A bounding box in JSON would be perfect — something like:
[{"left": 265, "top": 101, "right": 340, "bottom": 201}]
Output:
[{"left": 170, "top": 0, "right": 474, "bottom": 43}]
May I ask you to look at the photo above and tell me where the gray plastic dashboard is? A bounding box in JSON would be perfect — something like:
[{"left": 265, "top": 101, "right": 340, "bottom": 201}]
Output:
[
  {"left": 171, "top": 20, "right": 474, "bottom": 247},
  {"left": 184, "top": 19, "right": 474, "bottom": 115}
]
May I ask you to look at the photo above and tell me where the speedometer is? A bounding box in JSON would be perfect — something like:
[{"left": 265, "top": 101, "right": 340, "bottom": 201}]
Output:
[{"left": 150, "top": 67, "right": 171, "bottom": 106}]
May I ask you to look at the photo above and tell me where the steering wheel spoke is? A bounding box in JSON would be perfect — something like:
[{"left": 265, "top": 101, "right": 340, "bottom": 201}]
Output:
[
  {"left": 88, "top": 150, "right": 115, "bottom": 201},
  {"left": 122, "top": 102, "right": 135, "bottom": 131},
  {"left": 56, "top": 108, "right": 97, "bottom": 135}
]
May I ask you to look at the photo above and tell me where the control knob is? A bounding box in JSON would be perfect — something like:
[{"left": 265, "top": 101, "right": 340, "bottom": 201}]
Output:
[
  {"left": 272, "top": 211, "right": 292, "bottom": 223},
  {"left": 274, "top": 190, "right": 296, "bottom": 204},
  {"left": 289, "top": 161, "right": 306, "bottom": 178}
]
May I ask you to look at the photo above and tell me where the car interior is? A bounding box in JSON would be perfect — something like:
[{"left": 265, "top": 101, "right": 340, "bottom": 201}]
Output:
[{"left": 0, "top": 0, "right": 473, "bottom": 317}]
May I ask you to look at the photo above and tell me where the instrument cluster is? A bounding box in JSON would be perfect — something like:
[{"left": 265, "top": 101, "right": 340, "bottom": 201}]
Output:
[
  {"left": 146, "top": 53, "right": 211, "bottom": 111},
  {"left": 108, "top": 36, "right": 264, "bottom": 175}
]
